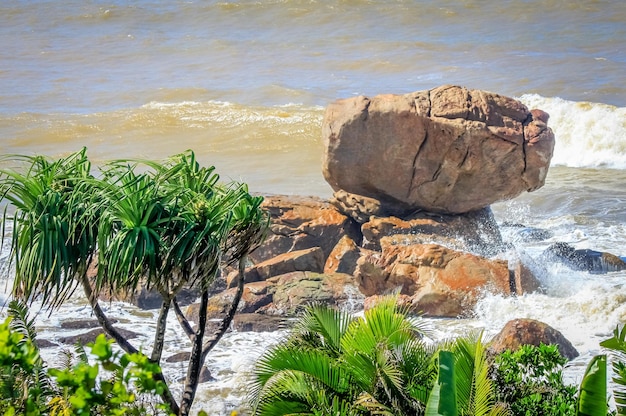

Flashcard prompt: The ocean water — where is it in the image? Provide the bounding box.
[1,0,625,414]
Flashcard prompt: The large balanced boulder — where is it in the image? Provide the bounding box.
[322,85,555,215]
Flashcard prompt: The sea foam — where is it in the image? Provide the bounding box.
[519,94,626,169]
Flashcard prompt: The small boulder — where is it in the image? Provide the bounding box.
[265,271,365,316]
[541,242,626,273]
[187,281,274,323]
[227,247,325,288]
[324,235,361,275]
[489,318,579,360]
[58,327,139,345]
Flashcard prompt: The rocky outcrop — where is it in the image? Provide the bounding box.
[355,240,511,317]
[94,86,557,330]
[489,318,579,360]
[541,242,626,273]
[249,194,360,263]
[360,207,503,256]
[322,85,555,215]
[170,192,542,324]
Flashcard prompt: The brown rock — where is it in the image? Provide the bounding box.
[322,85,554,214]
[324,235,361,275]
[361,207,503,256]
[58,327,139,345]
[60,319,119,330]
[489,318,579,360]
[187,281,274,323]
[510,252,545,295]
[265,271,365,316]
[355,242,511,317]
[227,246,326,287]
[35,339,58,349]
[330,190,388,223]
[231,314,293,332]
[249,195,360,264]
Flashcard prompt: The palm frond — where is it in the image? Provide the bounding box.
[7,300,38,344]
[293,303,354,356]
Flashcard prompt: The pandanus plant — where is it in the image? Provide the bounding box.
[0,148,268,415]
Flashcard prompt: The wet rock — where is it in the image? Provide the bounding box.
[489,318,579,360]
[515,227,553,242]
[360,207,503,256]
[322,85,554,214]
[542,242,626,273]
[511,254,544,295]
[35,339,58,348]
[58,327,139,345]
[60,319,118,329]
[355,241,511,317]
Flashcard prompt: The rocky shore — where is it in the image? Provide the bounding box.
[36,86,626,362]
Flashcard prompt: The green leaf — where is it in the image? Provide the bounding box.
[577,354,607,416]
[426,350,458,416]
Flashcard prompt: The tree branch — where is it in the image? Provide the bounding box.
[79,273,180,415]
[201,254,247,362]
[80,273,139,355]
[150,296,172,363]
[173,297,195,341]
[179,290,209,416]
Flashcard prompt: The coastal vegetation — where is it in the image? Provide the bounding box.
[0,149,625,415]
[0,149,268,415]
[248,298,626,416]
[1,296,624,415]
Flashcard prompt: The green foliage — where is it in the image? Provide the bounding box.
[249,298,436,415]
[250,297,509,416]
[1,148,268,415]
[450,334,507,416]
[0,149,97,309]
[48,334,169,416]
[600,325,626,415]
[0,301,54,415]
[426,350,458,416]
[576,354,607,416]
[0,316,172,416]
[491,344,578,416]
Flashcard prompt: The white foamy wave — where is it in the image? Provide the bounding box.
[140,100,324,129]
[518,94,626,169]
[475,269,626,354]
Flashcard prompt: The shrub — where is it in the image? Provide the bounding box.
[491,343,577,415]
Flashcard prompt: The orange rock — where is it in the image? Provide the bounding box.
[355,242,510,317]
[489,318,578,360]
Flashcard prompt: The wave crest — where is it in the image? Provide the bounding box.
[519,94,626,169]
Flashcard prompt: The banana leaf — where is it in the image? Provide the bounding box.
[577,354,607,416]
